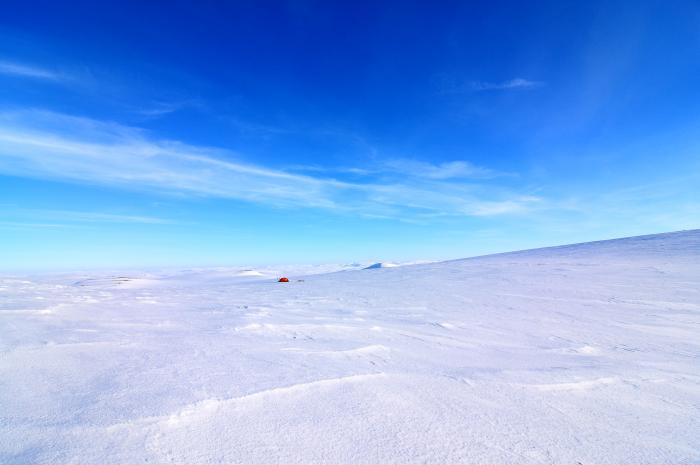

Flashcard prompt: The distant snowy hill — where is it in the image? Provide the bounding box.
[1,230,699,465]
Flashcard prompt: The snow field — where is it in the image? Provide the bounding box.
[1,230,699,464]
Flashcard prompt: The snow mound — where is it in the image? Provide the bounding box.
[236,270,264,277]
[363,262,400,269]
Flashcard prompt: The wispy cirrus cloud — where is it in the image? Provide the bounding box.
[137,99,206,118]
[470,78,543,91]
[289,159,508,181]
[381,159,508,180]
[0,207,177,231]
[437,76,544,94]
[0,60,64,81]
[0,110,541,219]
[0,221,78,230]
[11,208,176,225]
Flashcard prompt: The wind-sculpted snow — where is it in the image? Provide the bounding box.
[1,230,699,464]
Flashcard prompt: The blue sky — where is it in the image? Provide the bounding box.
[1,1,699,270]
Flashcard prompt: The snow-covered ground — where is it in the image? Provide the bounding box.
[1,230,699,464]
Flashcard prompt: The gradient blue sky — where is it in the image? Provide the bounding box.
[1,1,699,270]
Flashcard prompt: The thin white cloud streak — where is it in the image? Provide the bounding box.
[382,159,506,180]
[290,160,508,181]
[0,110,540,218]
[137,99,206,118]
[0,210,175,231]
[0,221,77,229]
[60,211,172,224]
[0,61,63,81]
[438,76,543,94]
[9,208,176,225]
[470,78,543,91]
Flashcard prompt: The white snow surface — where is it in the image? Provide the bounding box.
[1,230,699,465]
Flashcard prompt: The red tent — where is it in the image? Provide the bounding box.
[278,277,289,282]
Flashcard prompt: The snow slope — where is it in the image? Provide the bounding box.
[1,230,699,465]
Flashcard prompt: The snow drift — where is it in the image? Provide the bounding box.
[1,230,699,465]
[363,262,400,269]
